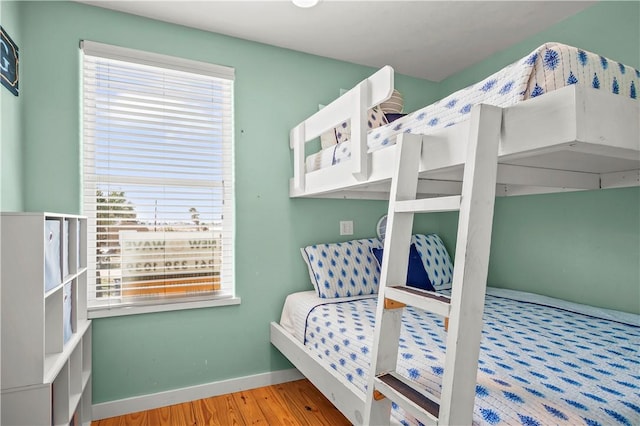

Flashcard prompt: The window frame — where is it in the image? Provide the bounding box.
[81,41,238,317]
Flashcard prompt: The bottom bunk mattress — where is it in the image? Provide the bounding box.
[279,288,640,426]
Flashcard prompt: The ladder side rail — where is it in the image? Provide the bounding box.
[364,133,424,425]
[438,104,502,426]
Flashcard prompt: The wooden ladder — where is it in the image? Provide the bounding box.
[363,104,502,426]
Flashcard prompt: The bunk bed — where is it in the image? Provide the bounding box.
[271,42,640,425]
[289,42,639,200]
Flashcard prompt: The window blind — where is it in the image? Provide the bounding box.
[82,41,235,309]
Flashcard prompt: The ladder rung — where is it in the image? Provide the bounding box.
[385,286,451,317]
[375,373,440,425]
[394,196,461,213]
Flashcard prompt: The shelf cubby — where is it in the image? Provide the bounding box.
[1,212,91,425]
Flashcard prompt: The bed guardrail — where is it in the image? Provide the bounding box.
[290,66,395,194]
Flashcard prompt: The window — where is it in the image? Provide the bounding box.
[82,41,236,316]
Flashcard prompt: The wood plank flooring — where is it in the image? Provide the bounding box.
[91,379,351,426]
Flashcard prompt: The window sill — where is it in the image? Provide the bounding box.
[88,296,241,318]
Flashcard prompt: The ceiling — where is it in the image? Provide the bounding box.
[76,0,594,81]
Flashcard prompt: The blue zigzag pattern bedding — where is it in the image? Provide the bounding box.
[306,42,640,172]
[304,292,640,426]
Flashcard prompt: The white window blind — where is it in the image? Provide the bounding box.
[82,41,235,311]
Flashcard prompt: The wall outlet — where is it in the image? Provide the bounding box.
[340,220,354,236]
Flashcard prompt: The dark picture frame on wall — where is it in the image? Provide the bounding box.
[1,25,19,96]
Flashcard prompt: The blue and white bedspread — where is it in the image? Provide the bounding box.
[306,42,640,172]
[289,288,640,426]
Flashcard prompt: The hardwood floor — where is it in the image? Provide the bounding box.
[91,379,351,426]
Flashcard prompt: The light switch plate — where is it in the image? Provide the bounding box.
[340,220,354,236]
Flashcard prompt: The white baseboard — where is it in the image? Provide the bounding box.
[91,368,304,421]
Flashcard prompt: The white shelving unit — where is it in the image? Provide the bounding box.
[1,212,91,426]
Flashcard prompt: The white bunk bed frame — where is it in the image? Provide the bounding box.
[289,66,639,200]
[271,65,640,425]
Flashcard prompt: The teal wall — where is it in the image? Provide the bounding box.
[0,0,23,211]
[438,1,640,96]
[15,1,437,404]
[489,188,639,308]
[433,1,640,314]
[5,0,639,407]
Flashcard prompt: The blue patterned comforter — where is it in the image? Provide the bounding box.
[302,291,640,426]
[306,42,640,172]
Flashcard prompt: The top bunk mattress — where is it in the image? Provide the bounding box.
[306,42,640,172]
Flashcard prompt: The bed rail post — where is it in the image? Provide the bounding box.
[351,80,370,182]
[290,123,306,193]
